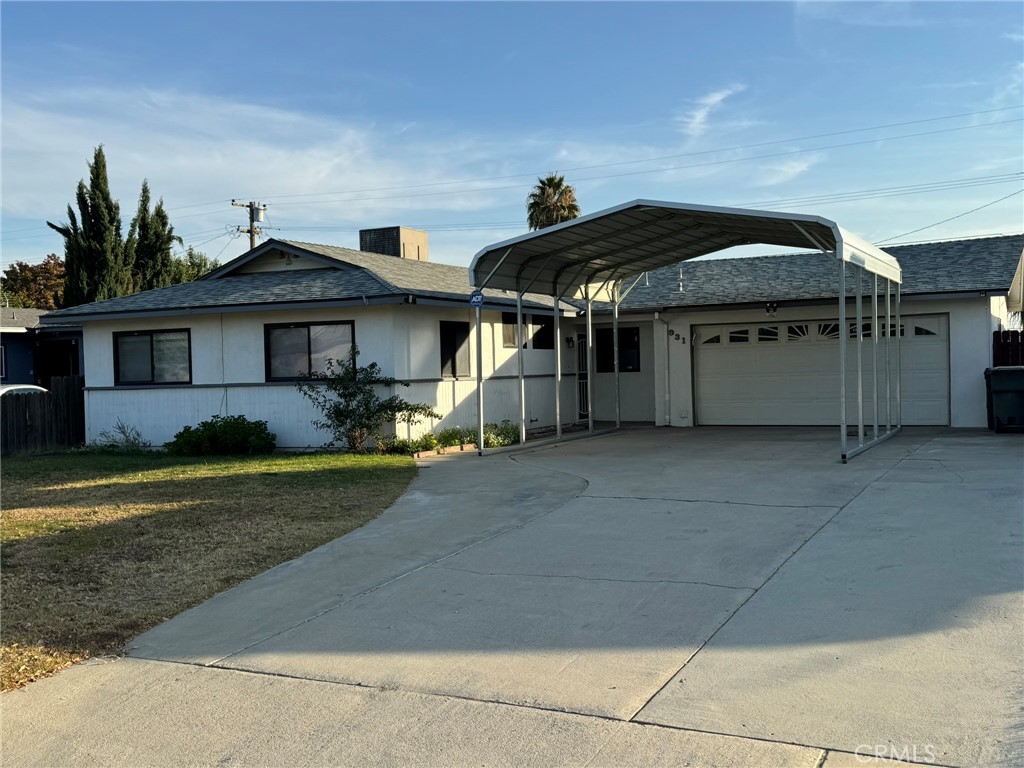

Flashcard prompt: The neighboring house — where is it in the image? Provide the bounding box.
[579,234,1023,429]
[0,307,82,386]
[40,236,573,448]
[39,231,1023,447]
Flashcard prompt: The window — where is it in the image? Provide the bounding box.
[530,315,555,350]
[501,312,522,348]
[702,334,721,345]
[596,327,641,373]
[0,346,5,379]
[114,330,191,385]
[728,329,749,344]
[848,322,873,339]
[757,326,779,342]
[788,324,809,341]
[265,321,353,380]
[503,312,554,349]
[818,323,841,340]
[440,321,471,378]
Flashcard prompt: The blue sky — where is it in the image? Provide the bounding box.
[2,1,1022,268]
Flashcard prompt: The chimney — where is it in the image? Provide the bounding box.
[359,226,429,262]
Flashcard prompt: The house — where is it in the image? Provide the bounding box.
[0,307,82,387]
[39,234,574,448]
[39,222,1023,449]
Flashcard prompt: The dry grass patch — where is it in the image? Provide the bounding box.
[0,451,416,691]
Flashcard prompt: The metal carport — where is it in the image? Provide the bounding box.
[470,200,903,462]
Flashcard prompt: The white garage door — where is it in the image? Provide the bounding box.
[695,314,949,426]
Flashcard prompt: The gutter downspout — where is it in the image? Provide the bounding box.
[655,311,671,426]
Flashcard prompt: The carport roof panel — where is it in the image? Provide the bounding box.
[470,200,901,295]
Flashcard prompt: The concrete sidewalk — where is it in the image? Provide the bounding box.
[2,427,1021,767]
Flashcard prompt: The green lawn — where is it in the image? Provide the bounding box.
[0,451,416,691]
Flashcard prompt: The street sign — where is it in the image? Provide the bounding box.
[469,290,484,308]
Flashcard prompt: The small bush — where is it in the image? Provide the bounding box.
[387,438,413,455]
[165,415,277,456]
[437,427,467,448]
[461,426,478,445]
[482,419,519,448]
[412,432,439,454]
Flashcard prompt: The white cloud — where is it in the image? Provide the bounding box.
[752,153,825,187]
[793,1,937,29]
[676,84,747,139]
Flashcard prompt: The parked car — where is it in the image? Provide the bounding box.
[0,384,48,396]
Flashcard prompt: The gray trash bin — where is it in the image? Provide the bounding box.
[987,366,1024,433]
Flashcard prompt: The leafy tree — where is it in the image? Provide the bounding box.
[132,180,182,291]
[47,146,135,306]
[526,173,581,231]
[297,346,440,453]
[0,254,64,309]
[170,246,220,283]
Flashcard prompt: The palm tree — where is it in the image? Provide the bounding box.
[526,173,581,231]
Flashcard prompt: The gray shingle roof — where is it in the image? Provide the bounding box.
[612,234,1024,311]
[277,241,562,309]
[0,307,44,329]
[42,240,563,320]
[40,234,1022,321]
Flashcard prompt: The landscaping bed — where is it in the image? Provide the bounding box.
[0,450,416,691]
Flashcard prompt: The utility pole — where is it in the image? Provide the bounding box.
[232,200,267,250]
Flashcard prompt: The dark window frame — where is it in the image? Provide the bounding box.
[0,345,5,380]
[113,328,193,386]
[264,320,355,382]
[501,312,523,349]
[596,327,641,373]
[440,320,471,379]
[531,314,555,350]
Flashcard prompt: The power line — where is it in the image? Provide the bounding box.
[878,189,1024,243]
[266,119,1024,207]
[244,105,1023,201]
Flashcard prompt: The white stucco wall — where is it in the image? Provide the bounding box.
[81,303,572,448]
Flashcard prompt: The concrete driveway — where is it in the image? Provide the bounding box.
[3,427,1022,767]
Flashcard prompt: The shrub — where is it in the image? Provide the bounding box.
[412,432,439,453]
[482,419,519,448]
[165,415,276,456]
[437,427,467,448]
[297,346,440,453]
[387,438,413,455]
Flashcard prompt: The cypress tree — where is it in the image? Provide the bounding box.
[131,181,182,291]
[47,146,134,306]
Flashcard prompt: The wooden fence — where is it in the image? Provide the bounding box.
[993,330,1023,367]
[1,375,85,455]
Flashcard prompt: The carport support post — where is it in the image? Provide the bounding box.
[872,273,879,441]
[613,284,621,429]
[476,304,484,456]
[896,283,902,428]
[586,285,594,434]
[839,260,848,460]
[554,305,562,440]
[885,279,892,432]
[516,291,527,445]
[856,267,864,448]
